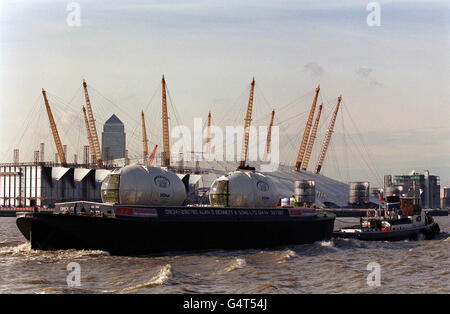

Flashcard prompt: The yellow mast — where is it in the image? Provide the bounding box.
[301,103,322,171]
[263,109,275,162]
[294,85,320,171]
[82,106,95,164]
[42,89,66,164]
[205,111,212,154]
[239,77,255,167]
[161,75,170,167]
[82,80,102,167]
[314,96,342,174]
[141,110,149,163]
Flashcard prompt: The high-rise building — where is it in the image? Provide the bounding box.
[384,170,441,208]
[102,114,126,161]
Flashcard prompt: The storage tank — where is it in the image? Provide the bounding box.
[348,181,370,205]
[294,180,315,205]
[209,169,280,208]
[101,165,186,205]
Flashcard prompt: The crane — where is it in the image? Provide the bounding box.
[314,96,342,174]
[146,144,158,166]
[82,80,102,167]
[301,103,322,171]
[294,85,320,171]
[161,75,170,167]
[205,111,212,154]
[141,110,149,163]
[239,77,255,168]
[263,109,275,162]
[82,106,96,165]
[42,89,66,165]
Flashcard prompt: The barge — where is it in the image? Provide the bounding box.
[16,201,335,255]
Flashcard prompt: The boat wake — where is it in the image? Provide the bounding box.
[218,258,247,274]
[0,242,32,256]
[275,249,297,264]
[320,240,340,249]
[118,264,172,293]
[0,240,22,247]
[326,237,416,251]
[0,242,110,259]
[288,237,427,257]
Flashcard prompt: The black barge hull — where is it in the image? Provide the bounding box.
[16,202,335,255]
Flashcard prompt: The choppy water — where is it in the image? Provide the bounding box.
[0,216,448,294]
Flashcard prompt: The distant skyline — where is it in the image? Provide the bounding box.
[1,0,449,186]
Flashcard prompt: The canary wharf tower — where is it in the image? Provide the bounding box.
[102,114,126,161]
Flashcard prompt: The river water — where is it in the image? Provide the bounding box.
[0,216,448,294]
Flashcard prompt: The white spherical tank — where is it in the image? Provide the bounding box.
[209,170,280,208]
[101,165,186,206]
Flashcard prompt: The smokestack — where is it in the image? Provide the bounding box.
[40,143,45,162]
[34,150,40,163]
[13,149,19,163]
[63,145,67,161]
[83,145,89,165]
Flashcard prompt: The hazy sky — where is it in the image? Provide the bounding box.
[1,0,449,186]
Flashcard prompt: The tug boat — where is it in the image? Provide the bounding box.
[333,195,440,241]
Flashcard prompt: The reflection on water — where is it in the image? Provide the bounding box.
[0,217,448,294]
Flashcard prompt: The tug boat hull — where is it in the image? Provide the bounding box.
[332,223,440,241]
[16,202,335,255]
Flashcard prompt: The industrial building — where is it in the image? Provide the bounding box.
[0,162,110,208]
[102,114,126,161]
[384,171,441,208]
